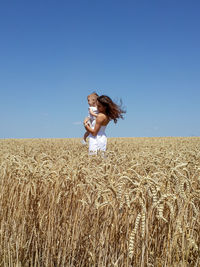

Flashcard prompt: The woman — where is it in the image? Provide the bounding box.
[83,95,125,155]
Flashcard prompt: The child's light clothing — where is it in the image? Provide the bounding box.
[87,107,98,127]
[81,106,99,145]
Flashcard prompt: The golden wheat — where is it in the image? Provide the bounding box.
[0,137,199,266]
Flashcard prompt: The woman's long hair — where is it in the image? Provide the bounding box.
[97,95,126,123]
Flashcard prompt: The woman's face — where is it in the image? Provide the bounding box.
[97,100,106,113]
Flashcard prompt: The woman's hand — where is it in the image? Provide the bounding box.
[84,117,89,123]
[83,117,89,127]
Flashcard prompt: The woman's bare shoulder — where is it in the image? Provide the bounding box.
[97,113,109,124]
[97,113,107,119]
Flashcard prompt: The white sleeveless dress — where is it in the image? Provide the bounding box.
[89,124,107,155]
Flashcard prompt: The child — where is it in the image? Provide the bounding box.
[82,92,99,144]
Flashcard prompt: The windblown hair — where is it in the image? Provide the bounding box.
[97,95,126,123]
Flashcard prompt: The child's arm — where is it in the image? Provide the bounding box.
[89,109,98,117]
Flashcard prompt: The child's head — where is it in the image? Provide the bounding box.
[87,92,98,107]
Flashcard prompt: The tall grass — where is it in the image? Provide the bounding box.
[0,137,199,266]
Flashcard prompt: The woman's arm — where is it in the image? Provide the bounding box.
[84,114,105,136]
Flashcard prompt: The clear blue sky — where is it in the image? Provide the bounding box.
[0,0,199,138]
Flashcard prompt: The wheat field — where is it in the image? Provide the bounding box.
[0,137,199,266]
